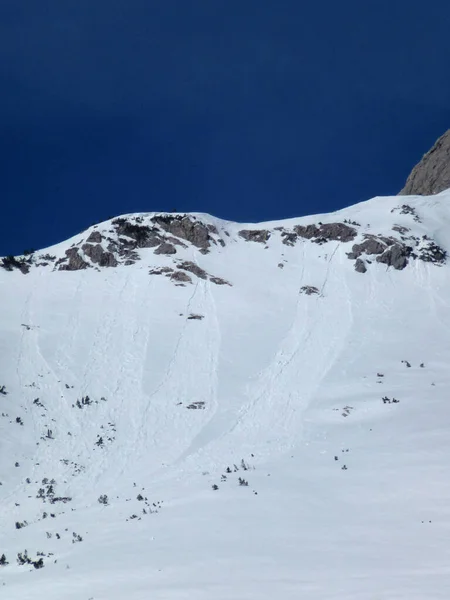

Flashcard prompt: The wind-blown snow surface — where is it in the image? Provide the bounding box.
[1,193,450,599]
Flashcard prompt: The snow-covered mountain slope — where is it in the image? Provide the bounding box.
[1,192,450,599]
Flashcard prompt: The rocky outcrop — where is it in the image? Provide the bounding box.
[148,267,192,286]
[53,216,202,271]
[293,222,357,244]
[347,236,388,259]
[300,286,319,295]
[58,248,89,271]
[170,271,192,284]
[177,261,208,280]
[151,215,222,251]
[354,258,367,273]
[399,130,450,196]
[149,267,174,276]
[154,242,177,255]
[112,218,163,249]
[108,215,223,259]
[376,244,410,270]
[391,204,421,223]
[0,255,31,274]
[209,276,231,286]
[418,237,447,264]
[274,222,357,248]
[238,230,271,244]
[346,230,446,272]
[57,243,117,270]
[86,231,103,244]
[148,262,230,287]
[347,234,412,271]
[392,225,410,235]
[5,214,229,280]
[82,243,118,267]
[280,231,298,246]
[2,210,446,282]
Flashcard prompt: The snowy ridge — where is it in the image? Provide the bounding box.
[1,192,450,598]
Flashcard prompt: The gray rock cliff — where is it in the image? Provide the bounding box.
[399,130,450,196]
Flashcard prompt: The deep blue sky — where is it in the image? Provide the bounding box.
[2,1,450,255]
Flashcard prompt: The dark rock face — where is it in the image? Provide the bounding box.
[170,271,192,284]
[392,225,410,235]
[300,285,319,295]
[148,265,229,287]
[1,255,30,274]
[347,234,412,271]
[154,242,177,255]
[58,248,89,271]
[280,231,298,246]
[277,221,358,247]
[177,261,208,280]
[354,258,367,273]
[294,222,357,243]
[149,265,193,284]
[113,219,162,248]
[82,244,118,267]
[399,129,450,196]
[86,231,103,244]
[346,229,447,272]
[187,401,206,409]
[156,261,232,286]
[152,215,218,250]
[376,244,410,270]
[391,204,421,223]
[418,238,447,264]
[238,230,271,243]
[347,236,392,260]
[209,276,231,286]
[104,216,189,264]
[149,267,174,276]
[123,253,140,266]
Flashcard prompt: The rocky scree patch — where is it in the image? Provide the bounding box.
[293,222,358,244]
[149,260,231,287]
[1,215,226,274]
[238,216,446,274]
[152,215,225,252]
[238,229,271,244]
[239,222,358,247]
[55,215,225,270]
[2,211,446,277]
[346,231,446,273]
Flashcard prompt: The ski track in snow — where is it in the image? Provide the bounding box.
[207,240,353,463]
